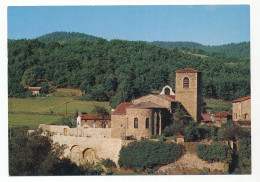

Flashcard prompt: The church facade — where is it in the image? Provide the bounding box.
[111,68,202,140]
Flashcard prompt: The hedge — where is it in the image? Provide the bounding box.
[196,143,230,162]
[118,140,183,172]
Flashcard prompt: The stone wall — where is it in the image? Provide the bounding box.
[125,108,154,140]
[111,115,127,139]
[175,72,201,122]
[39,124,111,138]
[51,135,122,165]
[232,98,251,121]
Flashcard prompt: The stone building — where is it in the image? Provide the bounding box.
[214,111,232,126]
[232,96,251,129]
[77,113,111,128]
[111,68,201,140]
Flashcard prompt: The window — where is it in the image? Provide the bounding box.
[93,123,97,128]
[145,118,149,128]
[183,77,189,88]
[134,118,138,128]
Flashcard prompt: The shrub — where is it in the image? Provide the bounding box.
[196,143,230,162]
[101,158,117,169]
[118,140,183,172]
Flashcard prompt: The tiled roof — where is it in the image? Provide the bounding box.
[232,96,251,103]
[177,135,185,138]
[127,101,166,109]
[81,114,111,120]
[214,111,232,117]
[156,94,176,102]
[111,102,133,115]
[201,113,213,122]
[175,67,200,73]
[28,87,41,91]
[132,94,177,103]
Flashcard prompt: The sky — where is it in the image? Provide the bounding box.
[8,5,250,45]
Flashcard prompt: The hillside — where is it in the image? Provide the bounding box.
[8,35,250,108]
[150,41,250,58]
[37,31,100,43]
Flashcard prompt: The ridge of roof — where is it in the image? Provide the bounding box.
[175,67,200,73]
[111,102,133,115]
[214,111,232,117]
[232,96,251,103]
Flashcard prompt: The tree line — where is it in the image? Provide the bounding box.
[8,38,250,108]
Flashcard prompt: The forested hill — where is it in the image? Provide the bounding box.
[150,41,250,58]
[37,32,100,43]
[8,38,250,108]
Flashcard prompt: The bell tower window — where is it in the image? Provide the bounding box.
[183,77,189,88]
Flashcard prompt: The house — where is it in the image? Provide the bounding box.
[232,96,251,129]
[201,113,215,125]
[28,87,41,95]
[214,111,232,126]
[77,113,111,128]
[111,68,202,140]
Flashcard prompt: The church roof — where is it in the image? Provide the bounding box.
[127,101,166,109]
[175,67,200,73]
[133,94,177,103]
[232,96,251,103]
[111,102,133,115]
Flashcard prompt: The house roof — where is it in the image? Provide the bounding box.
[81,114,111,120]
[201,113,213,122]
[232,96,251,103]
[111,102,133,115]
[28,87,41,91]
[127,101,166,109]
[175,67,200,73]
[214,111,232,117]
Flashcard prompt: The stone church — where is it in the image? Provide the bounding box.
[111,67,202,140]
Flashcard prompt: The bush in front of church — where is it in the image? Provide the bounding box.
[118,140,183,172]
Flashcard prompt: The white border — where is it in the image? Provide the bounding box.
[1,1,260,182]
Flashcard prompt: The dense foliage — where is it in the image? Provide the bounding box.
[217,120,250,141]
[9,129,84,175]
[234,137,251,174]
[118,140,183,172]
[8,33,250,108]
[196,143,230,162]
[37,32,100,43]
[150,41,250,58]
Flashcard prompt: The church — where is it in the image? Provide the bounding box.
[111,67,202,140]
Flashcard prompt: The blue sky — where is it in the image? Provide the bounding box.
[8,5,250,45]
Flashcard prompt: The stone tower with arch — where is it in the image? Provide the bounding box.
[175,68,201,122]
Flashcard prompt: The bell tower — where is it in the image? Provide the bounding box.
[175,68,201,122]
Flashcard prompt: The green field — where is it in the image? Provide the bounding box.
[204,98,231,109]
[8,97,110,114]
[8,89,110,128]
[8,113,63,128]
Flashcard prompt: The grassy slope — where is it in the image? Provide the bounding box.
[9,114,63,128]
[8,97,110,114]
[8,89,110,128]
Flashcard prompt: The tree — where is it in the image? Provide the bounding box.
[91,106,110,128]
[9,129,84,175]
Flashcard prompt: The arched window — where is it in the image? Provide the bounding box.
[164,87,170,95]
[145,118,149,128]
[134,118,138,128]
[183,77,189,88]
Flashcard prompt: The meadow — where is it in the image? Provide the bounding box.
[8,89,110,128]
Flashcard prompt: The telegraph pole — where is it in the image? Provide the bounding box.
[65,101,69,115]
